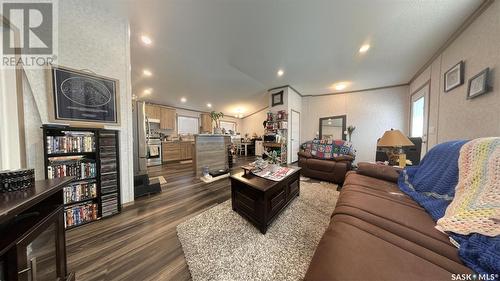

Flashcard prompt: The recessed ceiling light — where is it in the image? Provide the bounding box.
[207,103,212,108]
[143,69,152,77]
[141,35,152,45]
[331,81,351,91]
[277,69,284,77]
[335,83,347,91]
[359,44,370,53]
[143,88,153,95]
[180,97,187,103]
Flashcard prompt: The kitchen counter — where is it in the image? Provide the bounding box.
[162,140,194,143]
[193,135,231,176]
[162,141,194,162]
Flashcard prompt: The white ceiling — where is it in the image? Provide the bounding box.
[128,0,482,116]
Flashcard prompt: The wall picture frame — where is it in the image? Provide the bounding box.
[467,68,490,99]
[49,65,120,126]
[444,61,464,92]
[271,91,284,107]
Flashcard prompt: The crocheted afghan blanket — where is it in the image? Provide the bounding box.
[398,140,467,220]
[398,139,500,274]
[437,137,500,236]
[301,139,356,160]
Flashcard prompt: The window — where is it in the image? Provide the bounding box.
[177,116,199,135]
[220,121,236,133]
[410,96,425,138]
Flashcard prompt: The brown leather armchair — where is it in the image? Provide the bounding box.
[298,151,353,184]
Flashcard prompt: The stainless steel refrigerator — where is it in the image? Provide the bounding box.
[133,101,148,173]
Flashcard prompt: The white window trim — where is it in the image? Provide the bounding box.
[177,115,200,135]
[220,120,237,133]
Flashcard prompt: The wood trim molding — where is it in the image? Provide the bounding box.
[267,84,304,97]
[1,14,27,167]
[409,0,494,84]
[302,83,409,97]
[241,106,268,120]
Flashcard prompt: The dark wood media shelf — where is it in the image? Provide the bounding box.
[42,126,121,229]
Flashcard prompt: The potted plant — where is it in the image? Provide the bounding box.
[346,125,356,142]
[210,111,224,134]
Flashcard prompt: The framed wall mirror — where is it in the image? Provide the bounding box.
[319,115,346,140]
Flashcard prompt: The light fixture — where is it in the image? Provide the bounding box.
[143,88,153,95]
[236,108,243,113]
[180,97,187,103]
[359,44,370,53]
[207,103,212,108]
[334,82,347,91]
[239,114,244,118]
[277,69,284,77]
[377,129,414,168]
[141,35,152,45]
[143,69,152,77]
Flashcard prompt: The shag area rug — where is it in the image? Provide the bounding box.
[177,181,339,281]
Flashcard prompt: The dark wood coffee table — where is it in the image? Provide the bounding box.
[230,167,301,234]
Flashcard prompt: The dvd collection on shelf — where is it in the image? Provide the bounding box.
[64,202,98,228]
[99,131,120,217]
[46,132,95,154]
[63,182,97,204]
[47,159,97,180]
[43,126,121,229]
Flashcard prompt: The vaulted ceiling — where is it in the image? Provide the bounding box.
[128,0,483,116]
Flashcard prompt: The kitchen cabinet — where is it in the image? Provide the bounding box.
[145,104,161,120]
[162,141,193,162]
[160,107,176,130]
[180,141,193,159]
[163,142,181,162]
[200,113,212,133]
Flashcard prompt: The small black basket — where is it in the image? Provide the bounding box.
[0,169,35,193]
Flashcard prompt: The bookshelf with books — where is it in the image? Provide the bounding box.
[42,126,121,229]
[264,110,288,164]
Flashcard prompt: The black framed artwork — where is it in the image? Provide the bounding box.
[467,68,491,99]
[271,91,284,107]
[50,65,120,125]
[444,61,464,92]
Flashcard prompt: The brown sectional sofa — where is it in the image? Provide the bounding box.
[298,151,353,184]
[305,163,472,281]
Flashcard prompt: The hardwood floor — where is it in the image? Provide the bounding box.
[66,156,256,281]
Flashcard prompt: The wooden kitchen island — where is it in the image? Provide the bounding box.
[193,134,231,176]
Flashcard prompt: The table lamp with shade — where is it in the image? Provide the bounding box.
[377,129,414,168]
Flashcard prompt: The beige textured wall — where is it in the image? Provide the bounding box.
[301,86,409,163]
[410,1,500,148]
[241,108,268,137]
[21,0,134,204]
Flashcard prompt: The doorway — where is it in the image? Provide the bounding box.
[410,83,429,155]
[290,110,300,163]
